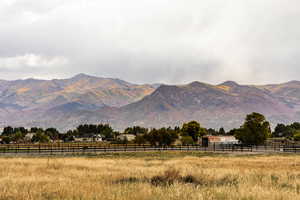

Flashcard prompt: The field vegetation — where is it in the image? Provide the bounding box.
[0,152,300,200]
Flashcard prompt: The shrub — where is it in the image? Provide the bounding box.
[181,175,201,185]
[115,177,140,184]
[150,168,181,186]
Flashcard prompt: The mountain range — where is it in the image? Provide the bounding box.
[0,74,299,131]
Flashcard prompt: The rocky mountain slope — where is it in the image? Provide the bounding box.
[0,76,299,131]
[0,74,157,129]
[110,81,300,130]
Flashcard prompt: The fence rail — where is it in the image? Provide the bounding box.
[0,143,300,155]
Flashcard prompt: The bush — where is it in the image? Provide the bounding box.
[181,175,200,184]
[115,177,140,184]
[150,168,181,186]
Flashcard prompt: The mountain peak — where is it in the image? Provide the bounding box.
[187,81,210,88]
[72,73,96,79]
[286,80,300,85]
[220,81,240,87]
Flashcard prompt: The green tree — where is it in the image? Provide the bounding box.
[293,130,300,141]
[124,126,148,135]
[31,131,50,143]
[11,131,24,143]
[180,136,194,145]
[290,122,300,130]
[235,112,271,145]
[181,121,207,142]
[272,124,294,138]
[144,128,178,146]
[2,126,14,136]
[219,127,226,135]
[45,128,60,140]
[134,135,147,145]
[207,128,218,136]
[2,136,12,144]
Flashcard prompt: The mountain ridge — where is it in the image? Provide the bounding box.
[0,74,299,131]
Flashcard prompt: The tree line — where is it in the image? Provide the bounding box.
[1,112,300,145]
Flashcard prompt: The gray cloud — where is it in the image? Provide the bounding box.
[0,0,299,84]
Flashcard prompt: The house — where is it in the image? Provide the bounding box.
[201,135,239,147]
[117,134,136,142]
[74,134,103,142]
[24,133,35,143]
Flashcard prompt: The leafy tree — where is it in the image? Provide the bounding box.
[2,126,14,136]
[97,124,114,139]
[159,128,178,146]
[290,122,300,130]
[144,128,178,146]
[30,127,44,134]
[31,131,50,143]
[174,126,181,133]
[144,129,161,146]
[180,136,194,145]
[11,131,25,143]
[219,127,226,135]
[272,124,293,138]
[12,127,28,135]
[2,136,11,144]
[235,112,271,145]
[272,122,300,138]
[76,124,114,139]
[134,135,147,145]
[60,130,74,142]
[293,130,300,141]
[181,121,207,142]
[45,128,60,140]
[207,128,218,136]
[124,126,148,135]
[227,128,239,136]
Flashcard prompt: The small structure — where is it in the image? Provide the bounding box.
[24,133,35,143]
[117,134,136,142]
[74,134,102,142]
[201,135,239,147]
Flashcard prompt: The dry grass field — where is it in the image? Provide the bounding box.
[0,152,300,200]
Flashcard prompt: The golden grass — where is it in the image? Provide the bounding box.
[0,153,300,200]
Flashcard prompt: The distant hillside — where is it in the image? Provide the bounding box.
[0,73,157,108]
[0,74,157,129]
[0,77,299,131]
[110,81,299,130]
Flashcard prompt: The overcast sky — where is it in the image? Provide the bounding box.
[0,0,299,84]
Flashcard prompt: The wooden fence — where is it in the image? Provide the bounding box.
[0,143,299,154]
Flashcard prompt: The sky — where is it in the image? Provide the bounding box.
[0,0,299,85]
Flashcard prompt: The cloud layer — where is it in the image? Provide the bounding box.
[0,0,299,84]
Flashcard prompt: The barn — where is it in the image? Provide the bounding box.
[201,136,239,147]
